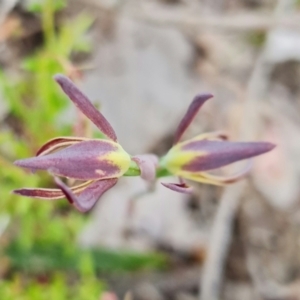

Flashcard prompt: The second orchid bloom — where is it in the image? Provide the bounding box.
[13,75,275,212]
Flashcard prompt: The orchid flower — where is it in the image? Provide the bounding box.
[158,94,275,193]
[13,75,132,212]
[13,75,275,212]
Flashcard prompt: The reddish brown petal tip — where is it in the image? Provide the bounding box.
[161,182,193,194]
[54,74,117,141]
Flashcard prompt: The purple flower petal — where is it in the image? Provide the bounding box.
[36,136,88,156]
[131,154,158,181]
[54,74,117,141]
[173,94,213,144]
[54,177,118,212]
[181,140,275,172]
[15,140,130,180]
[161,182,193,194]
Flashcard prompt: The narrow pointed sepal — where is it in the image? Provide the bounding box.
[12,187,65,200]
[54,177,118,212]
[195,131,228,141]
[162,139,275,178]
[198,159,252,185]
[15,140,131,180]
[36,136,89,156]
[161,182,193,194]
[173,94,213,144]
[12,180,94,200]
[54,74,118,141]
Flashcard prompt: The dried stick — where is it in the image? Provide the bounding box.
[0,0,19,27]
[82,0,300,32]
[199,182,246,300]
[129,6,300,32]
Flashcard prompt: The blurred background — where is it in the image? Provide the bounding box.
[0,0,300,299]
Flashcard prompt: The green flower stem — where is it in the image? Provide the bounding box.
[123,160,171,178]
[42,0,55,48]
[123,160,140,176]
[155,167,172,178]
